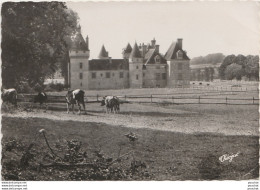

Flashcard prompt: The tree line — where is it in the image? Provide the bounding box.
[1,2,79,91]
[219,55,259,81]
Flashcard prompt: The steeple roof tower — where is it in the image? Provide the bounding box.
[130,42,142,59]
[98,45,109,59]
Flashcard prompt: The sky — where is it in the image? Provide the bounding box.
[67,1,259,59]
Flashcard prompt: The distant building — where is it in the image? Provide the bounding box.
[44,69,65,85]
[68,32,190,90]
[190,63,221,81]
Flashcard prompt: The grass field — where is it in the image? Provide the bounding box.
[1,93,259,180]
[2,82,259,180]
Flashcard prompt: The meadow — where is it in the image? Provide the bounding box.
[1,81,259,180]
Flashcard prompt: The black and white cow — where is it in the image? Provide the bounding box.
[33,92,48,110]
[2,88,17,106]
[65,89,86,114]
[101,96,120,113]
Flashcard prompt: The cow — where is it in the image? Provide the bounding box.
[101,96,120,114]
[33,92,48,110]
[65,89,86,114]
[1,88,18,106]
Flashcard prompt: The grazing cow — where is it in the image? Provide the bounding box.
[101,96,120,113]
[34,92,48,110]
[65,89,86,114]
[1,88,17,106]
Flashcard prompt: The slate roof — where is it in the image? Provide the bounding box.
[123,43,132,53]
[130,43,142,58]
[164,41,190,61]
[71,32,89,51]
[145,51,167,64]
[98,45,109,58]
[89,59,129,71]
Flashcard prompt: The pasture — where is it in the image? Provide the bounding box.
[1,83,259,180]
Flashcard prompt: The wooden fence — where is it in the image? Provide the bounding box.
[17,93,259,105]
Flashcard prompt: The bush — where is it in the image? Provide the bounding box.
[16,82,34,93]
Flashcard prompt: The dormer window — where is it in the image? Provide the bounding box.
[154,55,161,63]
[177,50,183,59]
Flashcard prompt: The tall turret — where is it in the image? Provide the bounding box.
[129,42,143,88]
[68,32,90,89]
[122,43,132,59]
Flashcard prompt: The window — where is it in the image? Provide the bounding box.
[136,66,139,69]
[155,73,160,80]
[136,74,139,80]
[100,73,103,77]
[79,62,83,69]
[162,73,166,80]
[112,73,114,77]
[178,73,183,80]
[143,73,145,77]
[120,72,124,78]
[92,72,96,79]
[177,50,183,59]
[155,55,160,63]
[79,73,83,79]
[106,72,110,78]
[178,63,182,70]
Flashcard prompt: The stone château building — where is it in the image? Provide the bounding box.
[68,32,190,90]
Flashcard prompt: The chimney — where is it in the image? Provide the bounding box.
[86,36,89,50]
[155,45,159,53]
[151,38,156,47]
[177,38,183,49]
[142,43,147,58]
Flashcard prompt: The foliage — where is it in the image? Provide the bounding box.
[1,138,150,181]
[1,2,79,89]
[219,54,259,80]
[224,63,243,80]
[190,53,225,65]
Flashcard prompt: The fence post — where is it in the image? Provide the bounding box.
[97,94,99,101]
[172,96,174,104]
[125,95,126,101]
[226,97,227,105]
[151,95,153,103]
[253,97,254,105]
[199,96,200,104]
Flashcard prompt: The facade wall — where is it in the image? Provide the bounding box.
[167,60,190,88]
[88,70,129,90]
[129,59,143,88]
[69,50,89,89]
[143,64,167,88]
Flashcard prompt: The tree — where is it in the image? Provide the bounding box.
[224,63,243,80]
[209,67,214,81]
[204,67,210,81]
[219,55,236,79]
[245,55,259,80]
[1,2,79,89]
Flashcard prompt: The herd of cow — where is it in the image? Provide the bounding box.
[1,88,121,114]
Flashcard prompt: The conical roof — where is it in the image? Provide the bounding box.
[124,43,132,53]
[98,45,109,58]
[130,42,142,58]
[71,32,89,51]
